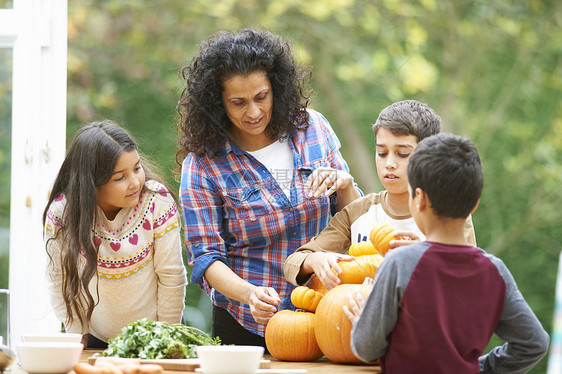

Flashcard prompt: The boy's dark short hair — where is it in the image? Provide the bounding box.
[372,100,441,142]
[407,133,483,218]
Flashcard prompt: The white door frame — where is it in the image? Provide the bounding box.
[0,0,67,346]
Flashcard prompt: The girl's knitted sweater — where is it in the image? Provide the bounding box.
[44,180,187,342]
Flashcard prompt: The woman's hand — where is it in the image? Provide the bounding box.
[205,262,281,324]
[305,167,361,211]
[343,290,366,324]
[305,167,355,198]
[247,286,281,324]
[302,252,355,290]
[389,230,420,249]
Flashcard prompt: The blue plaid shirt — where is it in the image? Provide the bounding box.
[180,109,355,336]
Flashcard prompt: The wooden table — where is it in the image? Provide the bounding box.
[265,355,381,373]
[10,348,382,374]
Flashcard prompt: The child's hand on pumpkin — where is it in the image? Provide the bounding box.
[389,230,420,249]
[305,167,355,198]
[303,252,354,290]
[343,290,365,324]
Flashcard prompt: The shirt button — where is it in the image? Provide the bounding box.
[289,207,294,212]
[292,232,297,236]
[195,244,199,248]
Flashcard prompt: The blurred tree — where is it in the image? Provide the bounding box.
[65,1,561,371]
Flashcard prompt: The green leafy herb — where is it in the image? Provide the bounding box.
[102,318,221,359]
[163,341,188,359]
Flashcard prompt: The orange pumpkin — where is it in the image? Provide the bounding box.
[308,254,384,292]
[290,286,323,312]
[314,282,373,363]
[338,254,384,284]
[265,309,324,362]
[308,275,329,295]
[359,254,385,269]
[348,241,377,256]
[369,223,396,256]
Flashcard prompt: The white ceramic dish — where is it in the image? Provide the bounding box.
[196,345,264,374]
[20,332,82,343]
[16,341,84,374]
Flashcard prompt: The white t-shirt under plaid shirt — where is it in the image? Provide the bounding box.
[248,139,293,199]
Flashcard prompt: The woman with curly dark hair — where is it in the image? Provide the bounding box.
[176,28,361,348]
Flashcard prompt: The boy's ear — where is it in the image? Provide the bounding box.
[415,187,427,211]
[470,199,480,214]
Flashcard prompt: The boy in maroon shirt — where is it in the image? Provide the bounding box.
[345,133,549,373]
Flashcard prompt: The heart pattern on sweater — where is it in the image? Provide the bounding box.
[129,234,138,245]
[93,236,102,247]
[143,219,151,230]
[110,242,121,251]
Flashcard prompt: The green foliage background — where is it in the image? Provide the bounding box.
[54,0,562,372]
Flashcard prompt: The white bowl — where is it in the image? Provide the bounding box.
[20,332,83,343]
[16,342,84,374]
[196,345,264,374]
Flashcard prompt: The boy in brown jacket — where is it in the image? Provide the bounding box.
[284,100,476,290]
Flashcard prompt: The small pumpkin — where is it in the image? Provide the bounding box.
[290,286,324,312]
[308,254,384,292]
[265,309,324,362]
[348,240,377,256]
[337,254,384,284]
[314,282,374,363]
[369,223,397,256]
[308,275,329,295]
